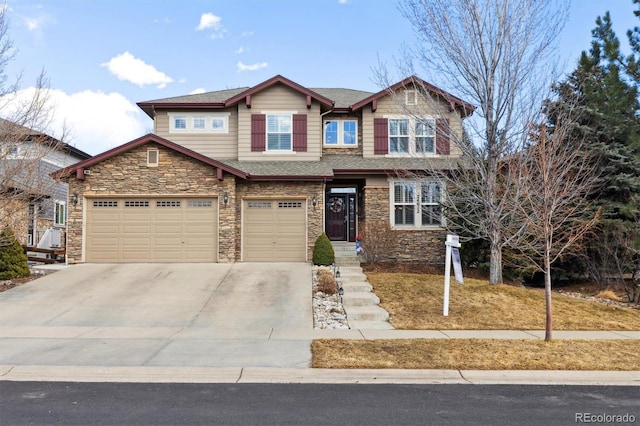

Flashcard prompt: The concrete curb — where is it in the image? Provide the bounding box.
[0,365,638,385]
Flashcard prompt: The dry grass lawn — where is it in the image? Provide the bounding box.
[312,339,640,370]
[311,273,640,370]
[367,273,640,330]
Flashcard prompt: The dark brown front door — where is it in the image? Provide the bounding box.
[326,195,347,241]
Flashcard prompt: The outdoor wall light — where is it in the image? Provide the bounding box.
[223,193,229,206]
[312,194,317,209]
[71,193,78,205]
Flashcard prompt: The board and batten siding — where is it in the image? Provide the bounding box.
[238,85,321,162]
[361,93,464,159]
[154,109,239,159]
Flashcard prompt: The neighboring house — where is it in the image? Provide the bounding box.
[53,75,474,264]
[0,118,91,248]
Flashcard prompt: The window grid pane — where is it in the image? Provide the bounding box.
[267,115,292,150]
[343,121,357,145]
[324,121,338,144]
[389,119,409,153]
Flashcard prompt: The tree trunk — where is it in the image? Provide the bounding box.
[544,252,553,342]
[489,233,503,285]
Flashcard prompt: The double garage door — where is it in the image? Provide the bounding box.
[86,198,217,262]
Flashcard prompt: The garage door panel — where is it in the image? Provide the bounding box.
[86,197,218,263]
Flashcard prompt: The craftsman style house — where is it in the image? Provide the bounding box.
[0,118,91,249]
[54,75,474,264]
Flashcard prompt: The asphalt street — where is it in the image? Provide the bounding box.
[1,382,638,426]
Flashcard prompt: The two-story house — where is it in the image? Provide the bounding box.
[0,118,91,249]
[54,75,473,264]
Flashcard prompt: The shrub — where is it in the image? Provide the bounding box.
[0,227,30,280]
[316,269,337,294]
[312,232,335,266]
[360,220,397,264]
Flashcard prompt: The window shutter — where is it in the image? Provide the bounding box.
[251,114,266,152]
[292,114,307,152]
[436,118,450,155]
[374,118,388,155]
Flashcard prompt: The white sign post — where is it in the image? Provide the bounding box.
[443,234,462,316]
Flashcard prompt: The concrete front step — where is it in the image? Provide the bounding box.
[337,272,367,282]
[344,305,390,322]
[341,281,373,293]
[342,292,380,307]
[335,259,361,267]
[348,320,395,330]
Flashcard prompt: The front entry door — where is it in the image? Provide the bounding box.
[325,195,347,241]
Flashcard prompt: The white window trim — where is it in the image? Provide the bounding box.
[384,115,437,157]
[263,111,296,152]
[147,149,159,167]
[54,200,66,227]
[169,113,230,133]
[323,119,358,147]
[389,179,445,229]
[405,89,418,105]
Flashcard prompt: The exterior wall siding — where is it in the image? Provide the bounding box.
[154,109,239,159]
[65,142,235,264]
[235,180,323,261]
[237,85,322,161]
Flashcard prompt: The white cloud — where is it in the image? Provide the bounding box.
[235,46,246,54]
[237,61,268,72]
[101,52,173,89]
[241,31,255,37]
[196,12,227,39]
[179,78,187,84]
[2,87,150,156]
[196,12,222,30]
[189,88,206,95]
[24,16,43,31]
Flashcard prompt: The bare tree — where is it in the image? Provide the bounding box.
[0,4,63,246]
[378,0,569,284]
[510,118,600,341]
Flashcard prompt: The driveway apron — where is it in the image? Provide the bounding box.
[0,263,313,368]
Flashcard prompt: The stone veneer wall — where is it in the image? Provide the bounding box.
[65,142,235,263]
[364,185,446,265]
[235,180,324,261]
[0,199,29,245]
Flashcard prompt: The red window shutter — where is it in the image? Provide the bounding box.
[251,114,266,152]
[373,118,388,155]
[436,118,450,155]
[292,114,307,152]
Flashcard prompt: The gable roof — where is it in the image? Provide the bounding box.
[51,133,247,180]
[137,74,474,119]
[0,118,92,160]
[137,75,336,118]
[350,76,475,117]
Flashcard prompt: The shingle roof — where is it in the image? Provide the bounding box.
[141,88,249,104]
[309,88,374,107]
[215,155,469,179]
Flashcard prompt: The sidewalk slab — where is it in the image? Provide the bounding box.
[173,327,273,340]
[359,330,449,339]
[524,330,636,340]
[0,326,95,339]
[239,368,466,384]
[439,330,539,339]
[271,328,363,340]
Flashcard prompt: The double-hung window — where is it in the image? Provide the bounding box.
[415,118,436,153]
[389,119,409,153]
[392,181,443,227]
[267,114,292,151]
[324,120,357,146]
[173,116,187,130]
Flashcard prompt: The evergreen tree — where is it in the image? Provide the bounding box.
[0,227,30,280]
[545,8,640,289]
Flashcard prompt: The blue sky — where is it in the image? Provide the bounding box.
[4,0,639,156]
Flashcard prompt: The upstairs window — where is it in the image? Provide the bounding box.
[405,89,418,105]
[389,119,410,153]
[324,120,358,146]
[415,118,436,153]
[267,114,292,151]
[169,113,229,133]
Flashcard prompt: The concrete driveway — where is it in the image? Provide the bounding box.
[0,263,312,368]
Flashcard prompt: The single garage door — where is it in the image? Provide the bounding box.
[86,198,217,262]
[243,199,306,262]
